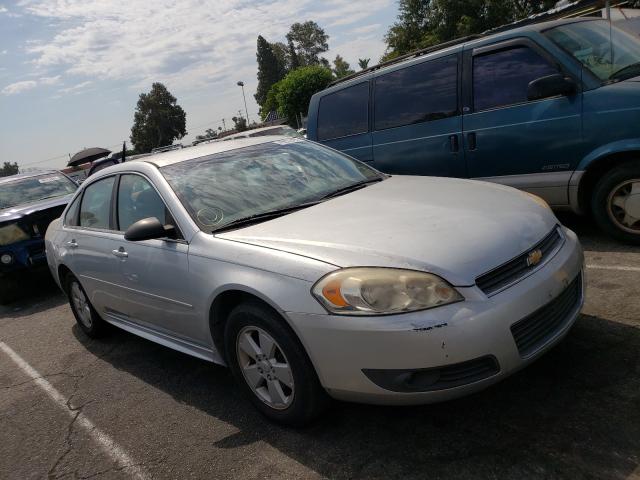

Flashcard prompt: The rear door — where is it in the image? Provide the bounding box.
[316,81,373,162]
[371,53,465,177]
[462,38,583,205]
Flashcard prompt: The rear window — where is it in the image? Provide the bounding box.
[374,54,458,130]
[317,82,369,141]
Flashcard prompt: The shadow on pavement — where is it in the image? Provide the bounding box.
[0,272,65,319]
[556,212,640,254]
[72,313,640,479]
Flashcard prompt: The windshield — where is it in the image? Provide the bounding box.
[544,20,640,83]
[161,140,382,231]
[0,173,77,209]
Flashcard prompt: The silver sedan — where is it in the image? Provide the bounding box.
[45,137,584,425]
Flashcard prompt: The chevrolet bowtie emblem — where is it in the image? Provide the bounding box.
[527,249,543,267]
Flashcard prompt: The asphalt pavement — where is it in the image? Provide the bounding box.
[1,212,639,480]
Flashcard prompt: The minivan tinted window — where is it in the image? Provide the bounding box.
[374,54,458,130]
[317,82,369,140]
[473,46,558,111]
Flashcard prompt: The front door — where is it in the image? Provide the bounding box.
[462,39,583,206]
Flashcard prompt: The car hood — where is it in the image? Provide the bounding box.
[217,176,557,286]
[0,194,73,223]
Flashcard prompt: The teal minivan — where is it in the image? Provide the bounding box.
[307,18,640,244]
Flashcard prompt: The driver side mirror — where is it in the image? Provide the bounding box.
[124,217,177,241]
[527,74,576,101]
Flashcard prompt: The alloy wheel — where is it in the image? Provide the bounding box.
[607,179,640,233]
[70,281,92,329]
[236,326,294,410]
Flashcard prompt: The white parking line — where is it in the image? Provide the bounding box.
[0,341,149,480]
[586,264,640,272]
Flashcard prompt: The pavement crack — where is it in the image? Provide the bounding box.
[47,410,80,479]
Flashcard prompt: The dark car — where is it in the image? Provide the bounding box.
[0,171,77,302]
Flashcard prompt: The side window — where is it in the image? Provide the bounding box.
[117,174,175,232]
[64,195,81,227]
[317,82,369,141]
[79,177,115,229]
[375,54,458,130]
[473,46,559,112]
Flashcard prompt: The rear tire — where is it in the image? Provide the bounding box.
[65,274,109,338]
[592,161,640,245]
[224,300,329,426]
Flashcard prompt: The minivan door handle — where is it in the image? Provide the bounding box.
[449,134,459,153]
[467,132,477,151]
[112,247,128,258]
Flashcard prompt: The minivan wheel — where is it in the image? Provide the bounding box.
[224,301,329,426]
[592,162,640,245]
[65,274,109,338]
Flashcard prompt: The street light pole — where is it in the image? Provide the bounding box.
[237,81,250,125]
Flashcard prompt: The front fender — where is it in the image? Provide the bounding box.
[576,138,640,171]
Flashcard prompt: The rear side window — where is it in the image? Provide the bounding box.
[374,54,458,130]
[317,82,369,141]
[64,195,81,227]
[79,177,115,229]
[473,46,559,111]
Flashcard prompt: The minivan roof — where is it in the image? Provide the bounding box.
[328,17,599,89]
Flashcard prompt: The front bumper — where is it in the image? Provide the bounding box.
[287,226,584,405]
[0,238,48,275]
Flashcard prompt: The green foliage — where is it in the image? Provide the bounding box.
[0,161,19,177]
[286,21,329,66]
[383,0,557,61]
[274,65,333,124]
[130,82,187,153]
[255,35,287,107]
[333,55,355,79]
[195,128,218,141]
[232,116,248,132]
[261,80,283,120]
[358,58,370,70]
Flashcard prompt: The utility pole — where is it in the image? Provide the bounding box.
[237,81,250,125]
[222,118,227,131]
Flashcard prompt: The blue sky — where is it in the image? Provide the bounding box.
[0,0,398,170]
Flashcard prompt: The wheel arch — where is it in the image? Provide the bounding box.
[57,264,74,294]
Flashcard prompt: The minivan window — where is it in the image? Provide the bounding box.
[544,20,640,83]
[375,54,458,130]
[473,46,558,111]
[117,174,175,232]
[79,177,115,229]
[317,82,369,140]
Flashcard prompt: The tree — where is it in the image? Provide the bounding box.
[261,79,283,120]
[358,58,370,70]
[0,161,19,177]
[333,55,355,79]
[286,21,329,66]
[195,128,218,142]
[255,35,287,107]
[274,65,333,125]
[232,116,248,132]
[271,41,292,71]
[382,0,557,60]
[130,82,187,153]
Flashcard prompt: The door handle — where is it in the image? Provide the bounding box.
[67,240,78,248]
[112,247,128,258]
[449,134,459,153]
[468,132,477,151]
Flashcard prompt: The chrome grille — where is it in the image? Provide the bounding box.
[476,227,563,295]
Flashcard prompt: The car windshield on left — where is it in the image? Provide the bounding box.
[0,173,77,209]
[161,140,383,231]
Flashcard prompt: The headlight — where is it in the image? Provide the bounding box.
[312,267,463,315]
[0,223,29,246]
[524,192,551,210]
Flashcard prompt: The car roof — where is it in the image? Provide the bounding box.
[0,170,61,184]
[142,135,292,168]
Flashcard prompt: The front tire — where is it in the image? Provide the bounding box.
[65,274,109,338]
[224,301,328,426]
[592,161,640,244]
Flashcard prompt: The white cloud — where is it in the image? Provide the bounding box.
[39,75,60,85]
[352,23,382,35]
[0,50,7,55]
[0,6,7,14]
[59,80,92,94]
[2,80,38,95]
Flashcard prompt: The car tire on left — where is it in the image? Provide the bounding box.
[65,274,109,338]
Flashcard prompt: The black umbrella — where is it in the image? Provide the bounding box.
[68,147,111,167]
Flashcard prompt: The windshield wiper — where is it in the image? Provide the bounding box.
[608,61,640,82]
[212,201,322,233]
[318,177,384,201]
